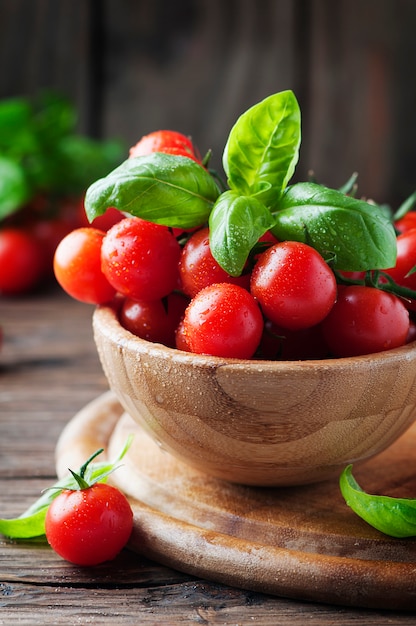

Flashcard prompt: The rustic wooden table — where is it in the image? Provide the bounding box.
[1,287,415,624]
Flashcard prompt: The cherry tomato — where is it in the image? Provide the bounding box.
[258,320,329,361]
[385,229,416,311]
[119,291,189,347]
[101,217,181,300]
[0,228,45,295]
[166,290,190,328]
[179,227,250,298]
[175,318,191,352]
[54,227,116,304]
[321,285,409,357]
[45,483,133,566]
[394,212,416,234]
[120,297,173,346]
[90,207,124,231]
[78,205,125,232]
[182,283,263,359]
[250,241,337,330]
[32,217,75,276]
[129,130,202,164]
[407,319,416,343]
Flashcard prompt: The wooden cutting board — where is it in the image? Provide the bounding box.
[56,391,416,611]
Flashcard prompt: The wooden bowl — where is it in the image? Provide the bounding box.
[93,302,416,486]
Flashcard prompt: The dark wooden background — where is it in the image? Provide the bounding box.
[1,0,416,208]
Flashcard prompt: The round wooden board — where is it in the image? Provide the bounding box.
[56,391,416,610]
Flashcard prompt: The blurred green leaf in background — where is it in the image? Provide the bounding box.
[0,92,125,221]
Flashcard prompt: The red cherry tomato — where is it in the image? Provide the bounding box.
[182,282,263,359]
[259,320,329,361]
[129,130,202,164]
[90,207,125,231]
[250,241,337,330]
[0,228,45,295]
[385,229,416,311]
[166,290,190,328]
[120,297,173,346]
[175,318,192,352]
[32,218,75,276]
[394,212,416,234]
[179,227,250,298]
[101,217,181,300]
[53,228,116,304]
[321,285,409,357]
[45,483,133,566]
[407,319,416,344]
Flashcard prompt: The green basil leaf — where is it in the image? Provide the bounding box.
[0,157,31,219]
[85,153,220,228]
[0,508,49,539]
[222,90,301,208]
[0,98,35,156]
[271,182,397,270]
[340,465,416,538]
[209,190,275,276]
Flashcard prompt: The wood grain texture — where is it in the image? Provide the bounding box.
[1,289,416,622]
[1,0,416,203]
[56,392,416,610]
[93,302,416,486]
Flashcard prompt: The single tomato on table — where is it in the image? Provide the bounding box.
[45,481,133,566]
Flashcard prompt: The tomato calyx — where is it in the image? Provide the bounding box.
[66,448,110,491]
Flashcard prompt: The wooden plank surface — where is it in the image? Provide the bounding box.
[1,0,416,206]
[1,286,416,622]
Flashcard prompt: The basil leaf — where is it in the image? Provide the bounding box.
[222,90,301,208]
[0,157,31,220]
[209,190,275,276]
[340,465,416,538]
[0,508,49,540]
[85,153,220,228]
[271,182,397,270]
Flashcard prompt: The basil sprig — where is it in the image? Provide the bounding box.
[340,465,416,538]
[84,90,397,275]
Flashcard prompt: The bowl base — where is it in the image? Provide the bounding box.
[56,391,416,611]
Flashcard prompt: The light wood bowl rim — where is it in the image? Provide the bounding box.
[93,302,416,372]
